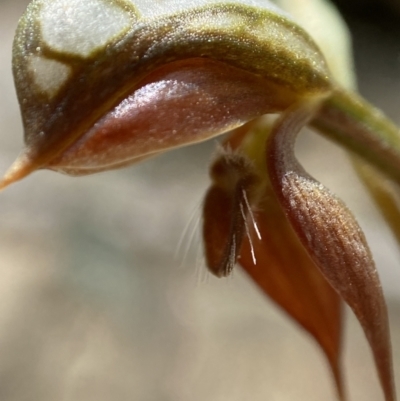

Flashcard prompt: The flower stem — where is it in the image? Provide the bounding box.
[312,88,400,184]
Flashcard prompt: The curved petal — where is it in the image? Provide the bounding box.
[46,59,296,175]
[2,57,297,185]
[3,0,332,187]
[267,101,396,401]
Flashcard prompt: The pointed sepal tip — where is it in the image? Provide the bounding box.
[0,151,36,191]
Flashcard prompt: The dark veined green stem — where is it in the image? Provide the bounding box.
[312,88,400,184]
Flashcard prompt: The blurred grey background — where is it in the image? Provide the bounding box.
[0,0,399,400]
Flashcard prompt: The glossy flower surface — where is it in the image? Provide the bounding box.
[1,1,399,400]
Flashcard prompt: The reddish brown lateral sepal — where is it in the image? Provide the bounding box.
[267,102,396,401]
[203,123,345,398]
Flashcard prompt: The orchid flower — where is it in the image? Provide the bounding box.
[1,0,399,400]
